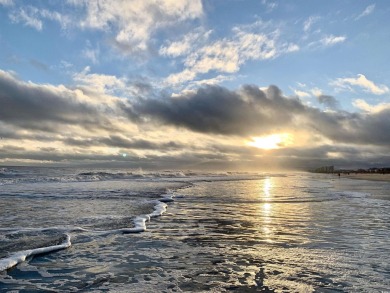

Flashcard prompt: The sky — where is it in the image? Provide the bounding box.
[0,0,389,171]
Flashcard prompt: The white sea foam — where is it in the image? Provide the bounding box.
[0,183,179,272]
[120,200,168,234]
[336,191,369,198]
[101,193,171,235]
[0,234,71,272]
[0,168,262,186]
[0,226,89,233]
[159,190,175,202]
[149,201,168,218]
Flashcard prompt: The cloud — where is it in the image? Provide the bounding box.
[310,87,322,96]
[9,7,43,30]
[121,83,390,148]
[4,0,202,54]
[163,23,298,85]
[303,16,320,32]
[124,84,307,136]
[0,0,13,6]
[0,69,116,132]
[82,46,100,64]
[307,107,390,146]
[261,0,278,12]
[293,89,311,98]
[68,0,203,53]
[2,69,390,150]
[356,4,375,20]
[331,74,389,95]
[308,34,346,49]
[159,29,212,58]
[1,69,389,168]
[73,67,124,90]
[190,75,235,87]
[319,35,346,46]
[65,135,183,151]
[353,99,390,113]
[8,6,70,31]
[317,95,339,109]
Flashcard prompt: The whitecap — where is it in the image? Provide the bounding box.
[0,234,71,272]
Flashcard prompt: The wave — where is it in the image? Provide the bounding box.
[0,167,18,178]
[102,190,178,234]
[0,169,262,186]
[0,169,191,185]
[0,234,71,272]
[334,191,369,198]
[0,190,180,272]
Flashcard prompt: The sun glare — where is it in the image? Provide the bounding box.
[247,133,292,150]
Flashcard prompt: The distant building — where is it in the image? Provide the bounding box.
[312,166,334,173]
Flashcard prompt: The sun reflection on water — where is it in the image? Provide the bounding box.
[263,177,271,200]
[261,178,274,242]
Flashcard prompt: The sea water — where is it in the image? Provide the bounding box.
[0,167,389,292]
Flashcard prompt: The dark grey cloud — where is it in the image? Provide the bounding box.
[64,135,183,151]
[123,84,390,146]
[1,73,389,169]
[124,84,307,135]
[309,108,390,145]
[0,147,226,169]
[317,94,339,109]
[0,70,115,132]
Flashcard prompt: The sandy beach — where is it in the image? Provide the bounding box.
[343,173,390,182]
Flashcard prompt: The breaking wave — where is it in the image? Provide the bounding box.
[0,189,180,272]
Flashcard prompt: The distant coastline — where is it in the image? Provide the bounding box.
[342,173,390,182]
[310,165,390,182]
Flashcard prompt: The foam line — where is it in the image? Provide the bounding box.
[0,192,175,270]
[159,191,175,202]
[0,234,71,272]
[120,201,168,234]
[0,226,89,233]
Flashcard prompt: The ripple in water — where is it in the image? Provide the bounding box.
[0,170,389,292]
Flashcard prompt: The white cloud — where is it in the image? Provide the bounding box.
[320,35,346,46]
[165,69,197,86]
[82,49,98,64]
[165,31,276,85]
[356,4,375,20]
[8,6,71,31]
[353,99,390,113]
[163,23,298,85]
[159,30,212,57]
[69,0,203,53]
[39,9,71,28]
[293,89,311,98]
[308,34,346,49]
[303,16,320,32]
[82,44,100,64]
[5,1,201,52]
[261,0,278,12]
[72,67,157,102]
[9,7,43,30]
[0,0,13,6]
[190,75,235,87]
[311,87,322,96]
[331,74,389,95]
[73,66,127,97]
[284,43,300,53]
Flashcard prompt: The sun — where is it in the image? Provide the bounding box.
[247,133,292,150]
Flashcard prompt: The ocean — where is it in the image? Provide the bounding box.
[0,167,389,292]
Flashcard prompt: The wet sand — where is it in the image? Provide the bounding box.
[343,173,390,182]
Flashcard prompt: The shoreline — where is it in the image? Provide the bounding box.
[342,173,390,182]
